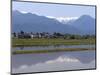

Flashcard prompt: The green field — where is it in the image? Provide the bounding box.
[12,38,95,47]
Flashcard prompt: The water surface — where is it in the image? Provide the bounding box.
[12,49,96,73]
[13,45,95,51]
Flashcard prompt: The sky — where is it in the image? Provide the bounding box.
[12,1,96,18]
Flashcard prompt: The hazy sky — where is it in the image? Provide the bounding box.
[12,1,96,18]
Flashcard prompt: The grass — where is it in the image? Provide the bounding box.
[12,38,95,47]
[12,47,95,55]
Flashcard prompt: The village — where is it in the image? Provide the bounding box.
[12,31,95,39]
[12,31,66,39]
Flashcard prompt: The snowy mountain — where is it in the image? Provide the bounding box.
[46,16,78,24]
[12,10,95,34]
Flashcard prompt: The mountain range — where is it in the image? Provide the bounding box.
[12,11,95,35]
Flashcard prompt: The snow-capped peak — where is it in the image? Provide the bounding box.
[46,16,78,24]
[20,11,29,14]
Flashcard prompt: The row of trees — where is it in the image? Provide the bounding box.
[12,31,96,39]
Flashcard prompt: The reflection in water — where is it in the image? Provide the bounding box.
[13,45,95,51]
[63,50,95,64]
[12,50,96,73]
[20,47,24,50]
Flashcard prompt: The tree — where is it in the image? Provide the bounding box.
[20,30,24,35]
[70,35,75,39]
[13,32,16,37]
